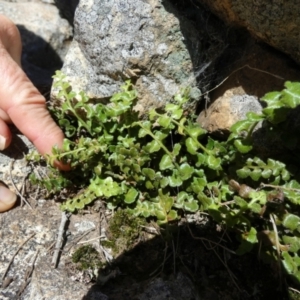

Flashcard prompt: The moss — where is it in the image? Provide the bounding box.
[72,244,103,271]
[102,209,145,256]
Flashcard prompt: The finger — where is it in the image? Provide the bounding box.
[0,117,12,150]
[0,44,64,154]
[0,184,17,212]
[0,107,11,123]
[0,16,68,170]
[0,14,22,66]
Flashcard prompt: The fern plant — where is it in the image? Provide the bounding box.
[28,73,300,283]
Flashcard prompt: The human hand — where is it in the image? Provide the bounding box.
[0,15,67,211]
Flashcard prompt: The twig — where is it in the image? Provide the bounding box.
[64,228,95,253]
[1,233,35,284]
[17,250,39,298]
[270,213,282,290]
[201,64,284,98]
[187,224,236,255]
[219,200,235,206]
[29,184,40,204]
[45,241,56,253]
[260,183,300,193]
[150,242,170,277]
[211,246,241,292]
[289,287,300,294]
[51,211,71,268]
[9,160,32,209]
[77,235,106,244]
[139,225,160,235]
[99,243,113,262]
[172,239,176,275]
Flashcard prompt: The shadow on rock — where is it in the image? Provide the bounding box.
[82,222,289,300]
[17,25,64,96]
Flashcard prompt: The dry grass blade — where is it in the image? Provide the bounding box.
[1,233,35,285]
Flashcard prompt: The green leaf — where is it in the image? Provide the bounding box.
[157,190,174,212]
[178,117,186,135]
[179,163,194,180]
[175,192,187,208]
[190,177,207,193]
[248,203,261,213]
[159,154,174,170]
[245,227,258,243]
[206,155,221,170]
[281,81,300,108]
[230,119,253,134]
[283,214,300,231]
[124,187,139,204]
[249,191,267,205]
[155,209,167,221]
[197,192,212,209]
[281,169,290,181]
[261,169,272,179]
[249,169,261,181]
[158,115,171,128]
[89,177,121,198]
[234,196,248,208]
[165,104,183,119]
[234,139,253,153]
[172,143,181,156]
[188,125,207,139]
[184,201,199,212]
[262,105,290,124]
[236,167,251,179]
[282,251,296,275]
[236,227,258,255]
[142,168,156,180]
[196,153,206,167]
[144,140,161,153]
[160,177,169,188]
[261,91,281,103]
[282,236,300,252]
[168,170,183,187]
[185,137,199,155]
[246,112,264,121]
[137,121,151,137]
[167,210,178,221]
[145,181,154,189]
[154,131,168,141]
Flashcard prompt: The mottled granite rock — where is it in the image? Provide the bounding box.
[53,0,226,113]
[197,0,300,64]
[0,202,102,299]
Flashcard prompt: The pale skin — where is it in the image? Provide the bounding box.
[0,15,68,212]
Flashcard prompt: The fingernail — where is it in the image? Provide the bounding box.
[0,135,7,150]
[0,185,17,211]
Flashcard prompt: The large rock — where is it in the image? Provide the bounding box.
[197,0,300,65]
[53,0,226,112]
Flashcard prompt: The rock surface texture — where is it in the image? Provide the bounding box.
[197,0,300,64]
[0,0,73,91]
[54,0,226,112]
